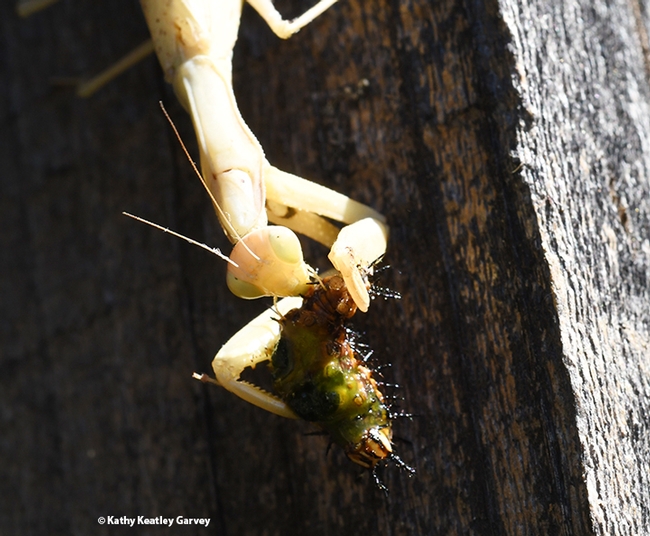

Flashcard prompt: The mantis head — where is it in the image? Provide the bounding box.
[227,226,313,299]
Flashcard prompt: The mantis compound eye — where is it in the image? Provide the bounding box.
[227,226,313,299]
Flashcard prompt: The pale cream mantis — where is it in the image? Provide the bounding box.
[139,0,388,314]
[137,0,395,420]
[17,0,389,310]
[18,0,393,423]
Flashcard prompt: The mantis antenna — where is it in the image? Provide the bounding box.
[122,212,237,267]
[157,102,261,263]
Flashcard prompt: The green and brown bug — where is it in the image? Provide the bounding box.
[197,273,413,488]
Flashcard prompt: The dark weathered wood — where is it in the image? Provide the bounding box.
[2,0,648,534]
[502,1,650,533]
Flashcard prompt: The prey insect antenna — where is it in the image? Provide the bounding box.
[157,102,261,263]
[122,212,237,267]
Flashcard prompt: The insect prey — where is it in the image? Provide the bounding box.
[203,272,413,488]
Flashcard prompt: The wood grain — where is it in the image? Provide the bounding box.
[2,0,648,534]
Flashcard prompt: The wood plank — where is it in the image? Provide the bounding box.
[2,0,648,533]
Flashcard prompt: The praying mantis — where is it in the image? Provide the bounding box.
[139,0,389,313]
[19,0,401,470]
[16,6,389,307]
[137,0,395,428]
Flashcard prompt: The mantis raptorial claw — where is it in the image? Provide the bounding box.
[210,295,303,419]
